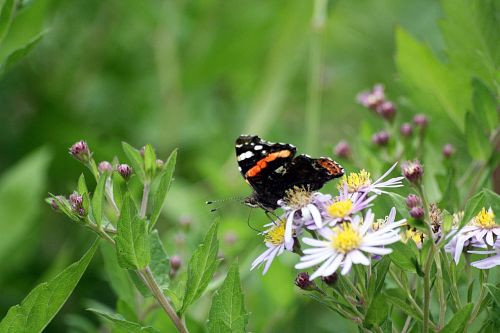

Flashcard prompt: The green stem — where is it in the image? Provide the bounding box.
[469,269,489,323]
[140,182,150,219]
[305,0,328,153]
[389,269,425,320]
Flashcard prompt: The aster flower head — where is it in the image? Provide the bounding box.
[278,187,326,243]
[251,218,295,274]
[337,163,404,196]
[446,207,499,264]
[324,186,376,226]
[295,272,316,290]
[296,209,404,279]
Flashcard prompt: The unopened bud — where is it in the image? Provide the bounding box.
[69,192,85,216]
[443,144,454,159]
[356,84,385,110]
[295,272,315,290]
[334,140,351,158]
[413,114,428,128]
[69,140,91,162]
[98,161,113,174]
[372,131,390,146]
[117,164,133,180]
[156,159,164,168]
[377,101,396,121]
[170,255,182,271]
[321,272,338,286]
[401,160,424,184]
[400,123,413,137]
[410,206,425,219]
[406,194,422,209]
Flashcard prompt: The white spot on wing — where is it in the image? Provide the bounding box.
[237,151,254,161]
[254,145,263,150]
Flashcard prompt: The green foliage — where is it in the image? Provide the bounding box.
[88,308,160,333]
[116,196,150,270]
[465,111,491,162]
[150,149,177,230]
[383,289,423,323]
[207,261,247,333]
[0,240,99,333]
[440,303,473,333]
[91,173,107,226]
[180,220,220,315]
[364,294,389,328]
[472,79,498,132]
[389,242,419,273]
[0,147,52,282]
[460,191,486,228]
[122,142,146,182]
[149,230,170,290]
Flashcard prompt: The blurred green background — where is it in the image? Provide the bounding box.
[0,0,497,332]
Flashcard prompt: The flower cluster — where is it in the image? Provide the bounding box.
[445,207,500,269]
[251,163,406,279]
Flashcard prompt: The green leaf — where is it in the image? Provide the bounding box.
[143,144,156,179]
[0,32,46,73]
[383,289,423,322]
[465,111,491,162]
[88,308,160,333]
[368,256,391,299]
[180,219,220,314]
[441,303,473,333]
[0,240,99,333]
[461,191,486,229]
[0,0,14,43]
[472,79,498,132]
[0,147,52,282]
[149,230,170,290]
[483,188,500,214]
[78,173,89,195]
[484,284,500,307]
[207,261,247,333]
[389,242,419,273]
[150,149,177,230]
[48,193,79,222]
[100,243,135,306]
[122,142,145,181]
[91,174,107,226]
[112,171,125,210]
[116,196,150,270]
[365,294,389,328]
[387,192,410,220]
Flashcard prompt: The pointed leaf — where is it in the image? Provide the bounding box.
[0,32,45,73]
[383,289,423,322]
[461,191,486,229]
[365,294,389,328]
[100,243,135,306]
[472,79,498,132]
[149,230,170,290]
[78,173,89,195]
[122,142,145,182]
[441,303,473,333]
[0,240,99,333]
[0,0,14,43]
[150,149,177,230]
[116,196,150,270]
[389,242,418,273]
[143,144,156,179]
[208,261,247,333]
[91,174,107,226]
[180,220,220,314]
[88,308,160,333]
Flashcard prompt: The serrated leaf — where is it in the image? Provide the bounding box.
[180,219,220,314]
[465,112,491,162]
[88,308,160,333]
[441,303,473,333]
[116,196,150,270]
[389,242,418,273]
[144,144,156,179]
[0,240,99,333]
[0,147,52,282]
[208,261,247,333]
[365,294,389,328]
[91,174,107,226]
[461,191,486,229]
[149,230,170,290]
[383,289,423,322]
[472,79,498,132]
[150,149,177,230]
[0,0,14,43]
[122,142,145,181]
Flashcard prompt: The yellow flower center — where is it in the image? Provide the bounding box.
[331,224,362,253]
[401,227,425,246]
[328,199,353,218]
[337,170,372,193]
[283,186,312,209]
[264,221,286,245]
[473,207,496,229]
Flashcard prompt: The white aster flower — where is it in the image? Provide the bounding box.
[251,217,295,274]
[295,208,405,279]
[447,207,499,264]
[323,185,376,227]
[278,187,325,243]
[337,163,404,195]
[469,240,500,269]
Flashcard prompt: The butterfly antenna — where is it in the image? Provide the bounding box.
[246,208,262,232]
[206,196,246,212]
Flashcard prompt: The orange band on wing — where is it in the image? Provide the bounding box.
[245,150,291,177]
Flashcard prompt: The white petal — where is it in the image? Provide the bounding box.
[373,162,398,185]
[360,246,392,255]
[349,250,370,265]
[262,246,281,274]
[310,254,338,279]
[302,237,329,247]
[295,251,333,269]
[284,210,296,244]
[308,204,323,228]
[341,256,353,275]
[251,247,274,270]
[321,253,344,277]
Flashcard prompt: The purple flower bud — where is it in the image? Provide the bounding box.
[50,198,59,211]
[443,144,454,159]
[400,123,413,137]
[406,194,422,209]
[170,255,182,271]
[372,131,390,146]
[69,192,85,216]
[69,140,91,162]
[156,159,164,168]
[413,114,428,128]
[98,161,113,173]
[334,140,351,158]
[410,206,425,219]
[295,272,315,290]
[117,164,133,180]
[321,272,338,286]
[140,146,146,157]
[401,160,424,184]
[356,84,385,110]
[376,101,396,121]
